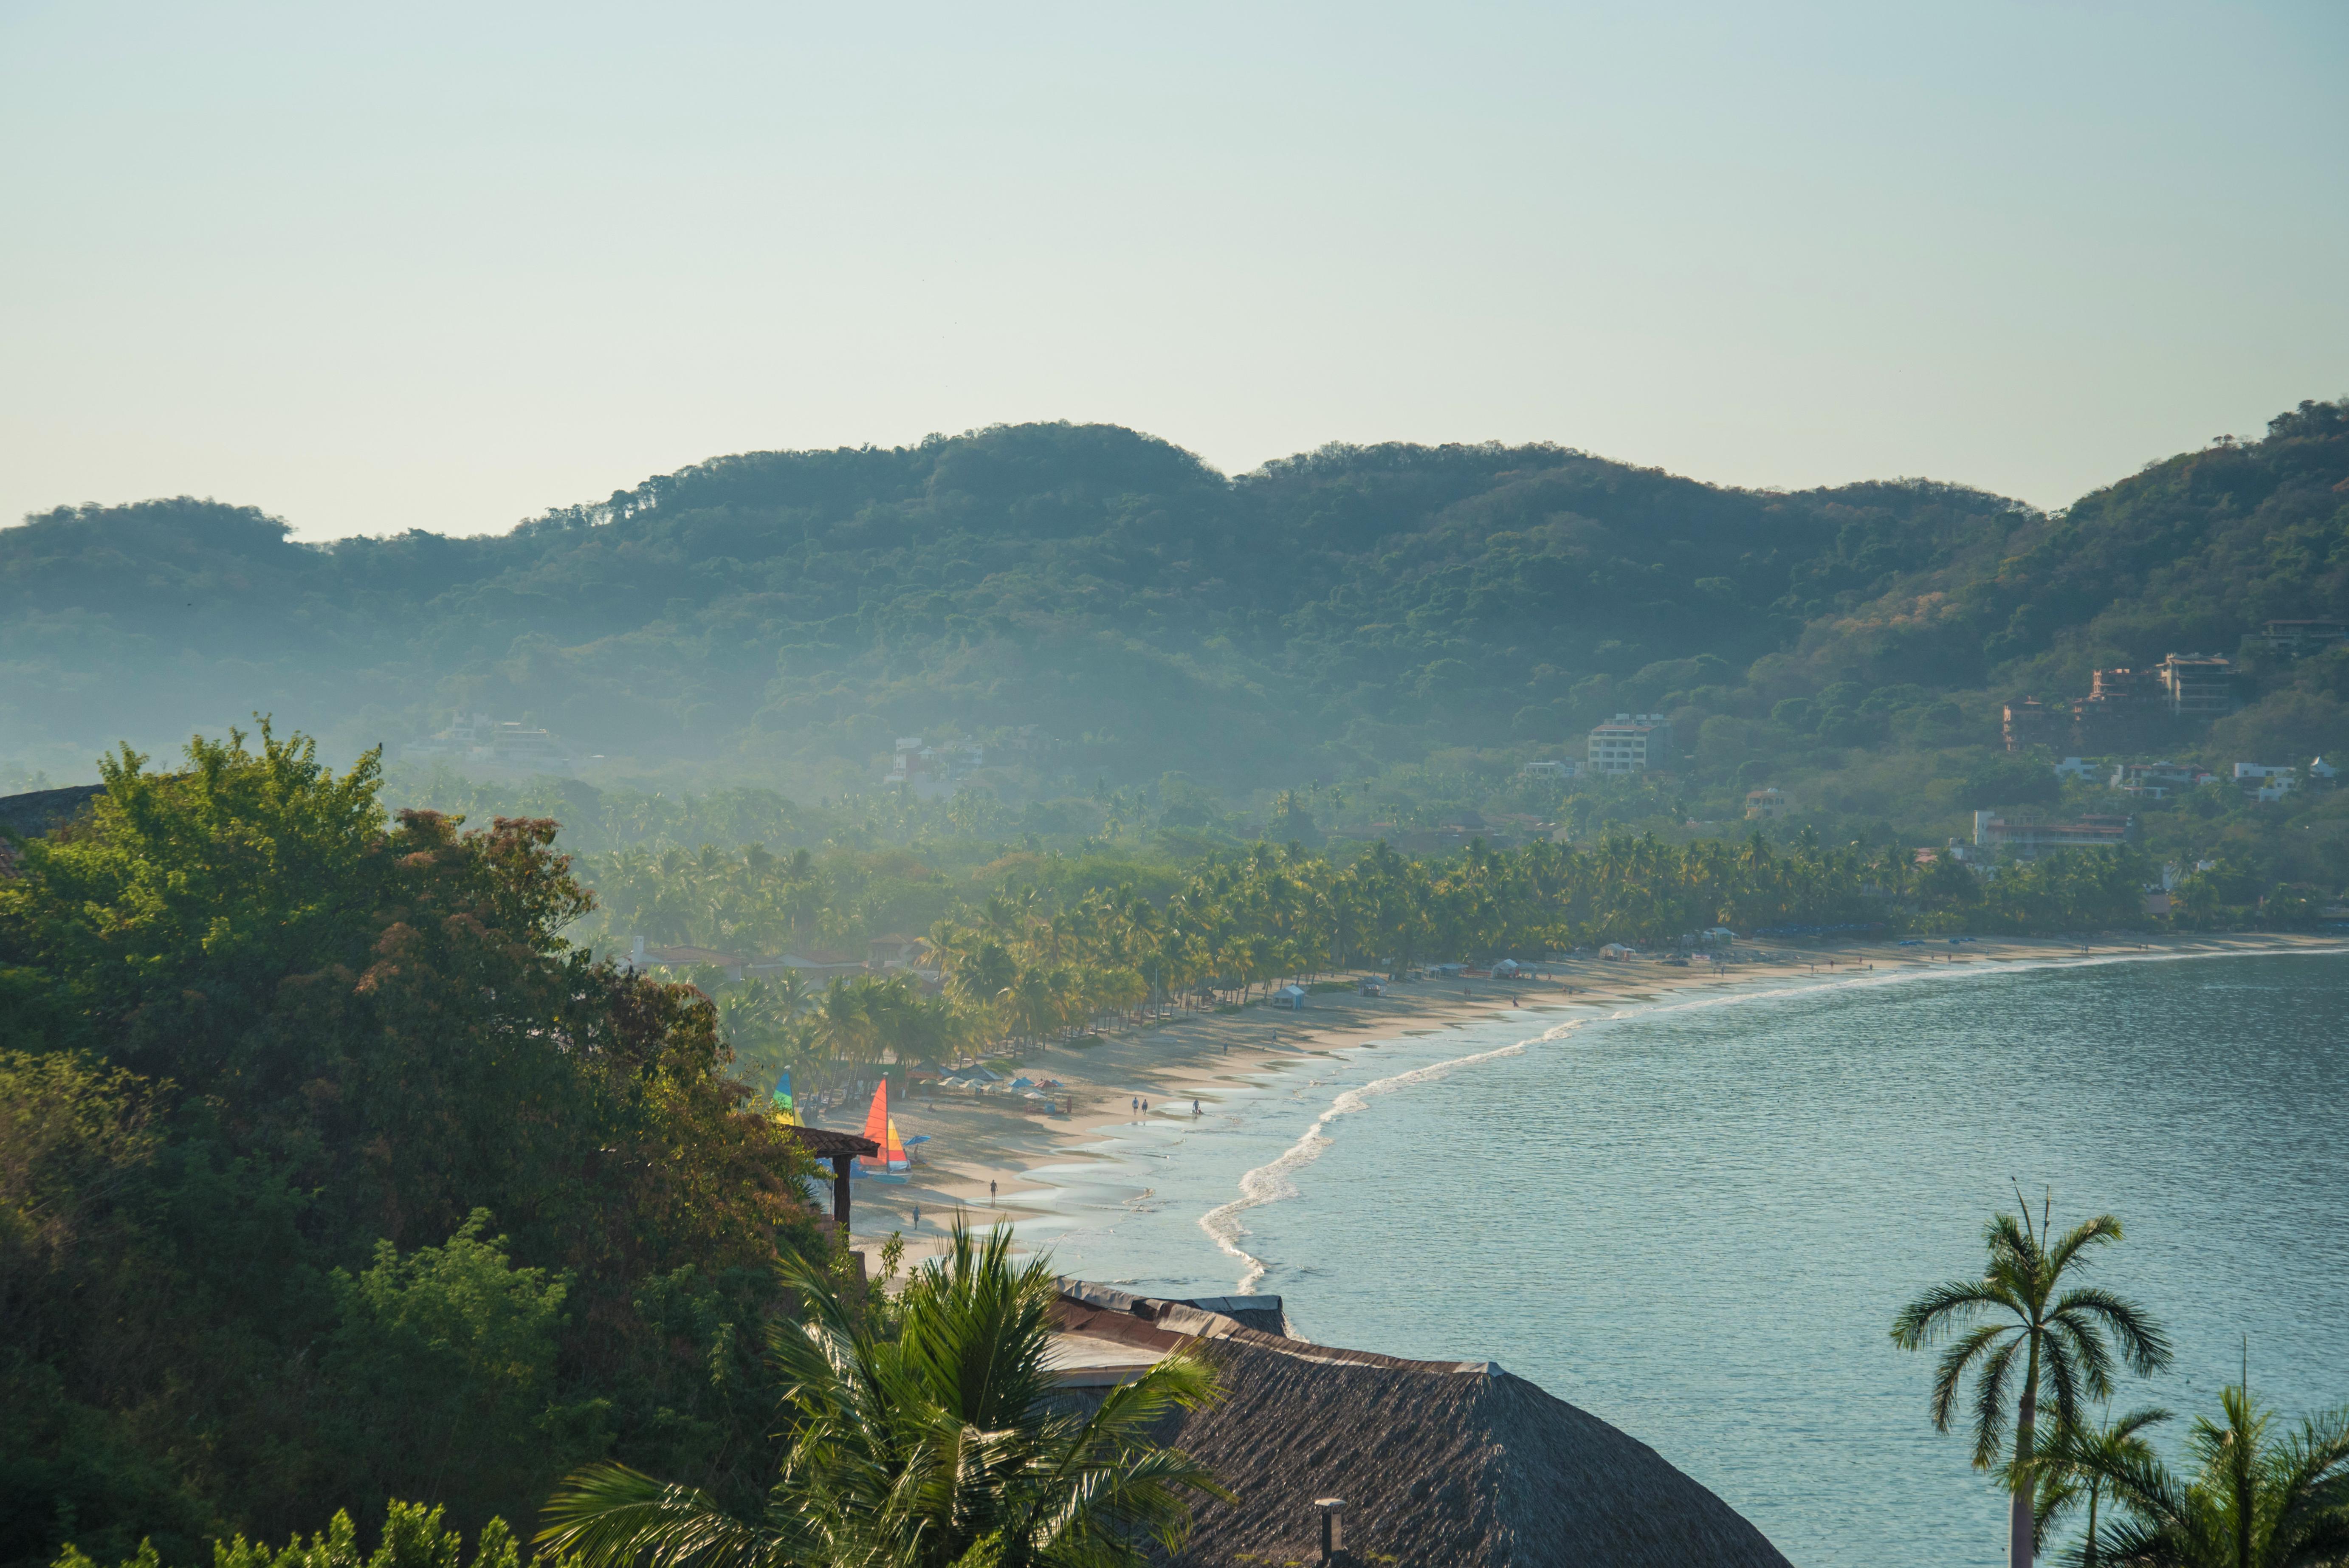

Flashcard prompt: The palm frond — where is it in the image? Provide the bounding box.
[2044,1213,2124,1278]
[1930,1323,2010,1435]
[2050,1286,2174,1378]
[1892,1278,2009,1350]
[1970,1333,2022,1470]
[538,1464,797,1568]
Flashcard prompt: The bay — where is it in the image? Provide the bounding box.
[1012,950,2349,1566]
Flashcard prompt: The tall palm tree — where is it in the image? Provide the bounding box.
[540,1223,1227,1568]
[1892,1193,2174,1568]
[2030,1405,2171,1568]
[2080,1384,2349,1567]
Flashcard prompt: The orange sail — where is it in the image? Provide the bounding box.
[859,1080,892,1172]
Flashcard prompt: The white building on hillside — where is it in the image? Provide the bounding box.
[1587,713,1674,775]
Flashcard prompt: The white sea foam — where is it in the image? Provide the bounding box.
[1194,941,2349,1293]
[1198,1016,1590,1291]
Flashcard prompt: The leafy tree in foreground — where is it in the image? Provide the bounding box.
[0,726,828,1564]
[1892,1194,2174,1568]
[541,1223,1229,1568]
[2078,1385,2349,1568]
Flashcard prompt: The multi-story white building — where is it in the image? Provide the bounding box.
[1586,713,1674,775]
[2234,762,2298,802]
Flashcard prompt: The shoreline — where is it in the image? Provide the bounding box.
[826,930,2349,1261]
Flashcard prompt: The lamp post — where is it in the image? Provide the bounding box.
[1314,1497,1348,1563]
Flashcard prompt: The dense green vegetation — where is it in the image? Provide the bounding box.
[0,730,828,1568]
[550,820,2243,1112]
[8,402,2343,861]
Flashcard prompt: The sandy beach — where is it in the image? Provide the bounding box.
[820,929,2348,1259]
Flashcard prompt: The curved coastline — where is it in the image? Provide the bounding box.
[1178,938,2349,1295]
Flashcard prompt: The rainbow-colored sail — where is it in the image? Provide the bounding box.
[859,1081,908,1172]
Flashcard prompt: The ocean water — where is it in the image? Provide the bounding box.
[999,950,2349,1567]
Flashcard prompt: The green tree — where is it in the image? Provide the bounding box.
[1892,1195,2174,1568]
[0,728,829,1560]
[2079,1385,2349,1568]
[322,1212,606,1528]
[541,1224,1228,1568]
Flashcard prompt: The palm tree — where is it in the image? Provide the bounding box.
[2029,1405,2171,1568]
[1892,1193,2174,1568]
[2079,1384,2349,1567]
[540,1223,1228,1568]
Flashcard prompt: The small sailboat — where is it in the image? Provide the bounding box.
[770,1070,800,1127]
[859,1080,910,1174]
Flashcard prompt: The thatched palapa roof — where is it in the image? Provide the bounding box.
[1049,1283,1791,1568]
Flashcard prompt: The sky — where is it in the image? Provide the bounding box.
[2,0,2344,541]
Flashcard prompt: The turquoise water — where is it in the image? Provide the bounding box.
[1008,950,2349,1567]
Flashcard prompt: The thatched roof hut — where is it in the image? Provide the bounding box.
[1050,1283,1791,1568]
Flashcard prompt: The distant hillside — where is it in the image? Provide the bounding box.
[0,424,2030,785]
[3,403,2343,810]
[1774,398,2349,693]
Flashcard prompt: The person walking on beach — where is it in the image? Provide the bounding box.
[1141,1097,1149,1114]
[989,1179,997,1207]
[912,1202,920,1229]
[1192,1098,1201,1116]
[1131,1095,1139,1115]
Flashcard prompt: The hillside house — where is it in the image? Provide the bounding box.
[1971,812,2133,860]
[2075,667,2166,752]
[1587,713,1674,775]
[2259,619,2348,657]
[2234,762,2297,802]
[2110,761,2212,799]
[1743,787,1788,821]
[867,933,925,968]
[2159,653,2241,721]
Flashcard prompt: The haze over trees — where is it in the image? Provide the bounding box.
[5,403,2343,821]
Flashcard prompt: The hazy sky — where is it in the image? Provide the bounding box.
[3,1,2343,541]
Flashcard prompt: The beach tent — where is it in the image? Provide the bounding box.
[1272,984,1308,1009]
[1492,959,1523,977]
[1600,943,1636,959]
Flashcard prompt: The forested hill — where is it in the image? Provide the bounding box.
[3,402,2345,798]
